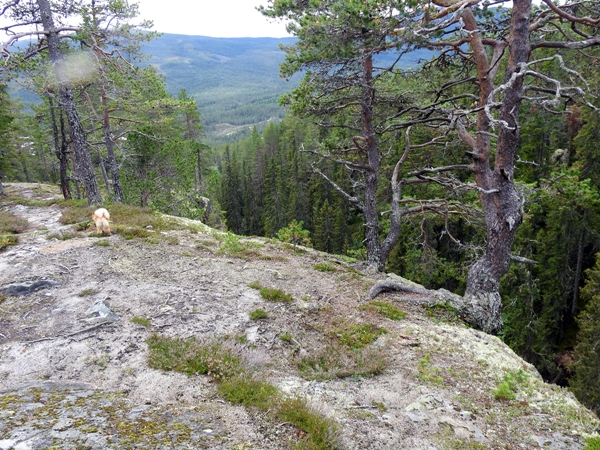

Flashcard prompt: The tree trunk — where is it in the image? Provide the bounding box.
[462,0,531,333]
[48,95,71,200]
[37,0,102,205]
[361,51,385,272]
[572,222,586,316]
[101,88,125,203]
[98,149,111,196]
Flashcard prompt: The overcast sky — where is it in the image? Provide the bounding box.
[136,0,291,38]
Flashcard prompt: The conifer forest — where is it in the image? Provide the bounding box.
[1,0,600,415]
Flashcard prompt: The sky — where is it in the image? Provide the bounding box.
[136,0,291,38]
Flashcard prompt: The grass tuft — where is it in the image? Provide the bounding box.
[250,309,268,320]
[131,316,151,327]
[331,322,387,350]
[360,301,406,320]
[217,375,278,409]
[77,289,98,297]
[298,344,388,381]
[314,263,336,272]
[259,287,293,303]
[417,353,444,385]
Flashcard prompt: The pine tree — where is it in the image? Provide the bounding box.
[571,253,600,413]
[221,146,243,234]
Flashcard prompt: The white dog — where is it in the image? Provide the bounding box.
[92,208,111,236]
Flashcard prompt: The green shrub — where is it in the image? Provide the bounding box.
[217,375,278,409]
[276,219,311,248]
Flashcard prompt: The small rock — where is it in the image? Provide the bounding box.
[84,300,120,323]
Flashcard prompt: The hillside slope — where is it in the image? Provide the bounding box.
[0,183,598,449]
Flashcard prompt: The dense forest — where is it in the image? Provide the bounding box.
[1,0,599,415]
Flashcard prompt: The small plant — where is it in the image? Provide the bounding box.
[583,437,600,450]
[491,369,530,401]
[332,323,387,350]
[131,316,151,327]
[372,400,387,412]
[314,263,335,272]
[93,240,110,247]
[280,332,292,342]
[259,287,293,303]
[77,288,98,297]
[416,353,443,385]
[0,234,18,250]
[249,309,268,320]
[276,219,311,248]
[0,294,6,304]
[248,280,261,290]
[360,301,406,320]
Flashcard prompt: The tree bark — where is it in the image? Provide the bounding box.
[462,0,531,333]
[37,0,102,205]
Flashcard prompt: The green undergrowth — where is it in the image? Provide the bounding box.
[584,437,600,450]
[360,301,406,320]
[215,231,266,259]
[146,334,339,449]
[417,353,444,385]
[492,369,530,401]
[298,321,390,381]
[314,263,336,272]
[424,302,461,324]
[249,281,293,303]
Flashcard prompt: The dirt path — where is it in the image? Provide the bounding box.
[0,183,598,449]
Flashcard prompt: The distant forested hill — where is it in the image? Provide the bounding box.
[140,34,301,144]
[140,34,434,144]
